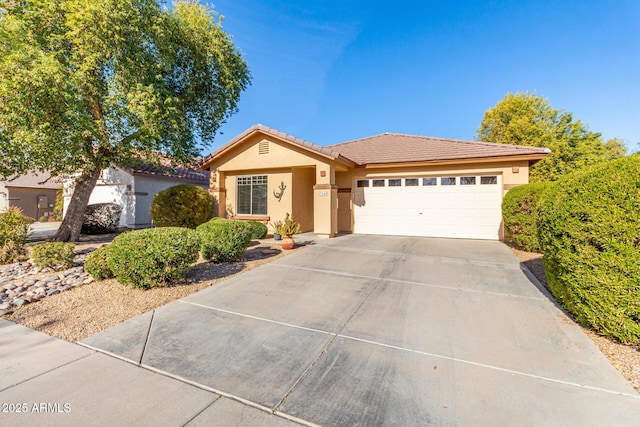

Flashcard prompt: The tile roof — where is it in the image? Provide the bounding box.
[200,124,351,167]
[3,171,61,189]
[128,162,209,183]
[327,133,551,165]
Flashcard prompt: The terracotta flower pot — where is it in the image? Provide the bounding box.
[281,236,295,250]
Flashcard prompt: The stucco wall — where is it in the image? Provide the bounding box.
[0,182,8,213]
[223,170,292,230]
[292,167,315,232]
[64,167,135,227]
[215,134,332,171]
[210,133,341,234]
[335,161,530,195]
[4,187,58,220]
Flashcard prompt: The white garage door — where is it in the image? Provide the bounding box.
[353,175,502,240]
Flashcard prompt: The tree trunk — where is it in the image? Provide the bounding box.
[52,168,102,242]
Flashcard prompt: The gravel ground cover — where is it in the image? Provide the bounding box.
[2,234,294,342]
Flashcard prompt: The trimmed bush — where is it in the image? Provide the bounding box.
[84,246,114,281]
[196,218,252,263]
[31,242,76,271]
[0,206,32,263]
[537,155,640,344]
[82,203,122,234]
[150,184,212,229]
[247,220,268,240]
[107,227,200,288]
[502,182,554,252]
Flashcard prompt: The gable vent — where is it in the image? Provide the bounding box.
[258,140,269,155]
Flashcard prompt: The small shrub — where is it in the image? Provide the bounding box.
[107,227,200,288]
[538,155,640,344]
[84,246,114,281]
[0,206,32,263]
[150,184,212,229]
[82,203,122,234]
[196,218,252,263]
[279,213,301,236]
[502,182,554,252]
[31,242,76,271]
[247,220,268,240]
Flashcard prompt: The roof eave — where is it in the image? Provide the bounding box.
[358,153,550,169]
[200,125,355,170]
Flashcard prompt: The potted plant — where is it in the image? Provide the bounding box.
[279,213,301,250]
[270,220,284,240]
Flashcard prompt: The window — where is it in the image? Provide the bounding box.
[441,177,456,186]
[237,175,267,215]
[423,177,437,186]
[372,179,385,187]
[481,176,498,185]
[405,178,419,186]
[389,179,402,187]
[357,180,369,187]
[460,176,476,185]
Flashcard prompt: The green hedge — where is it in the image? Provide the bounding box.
[0,207,32,263]
[150,184,213,229]
[502,182,554,252]
[31,242,76,271]
[247,220,268,240]
[84,246,114,281]
[538,155,640,343]
[196,218,252,263]
[107,227,200,288]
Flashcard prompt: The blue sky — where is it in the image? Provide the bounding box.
[203,0,640,152]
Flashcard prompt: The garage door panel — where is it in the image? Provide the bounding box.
[353,175,502,240]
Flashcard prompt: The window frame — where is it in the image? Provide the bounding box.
[480,176,498,185]
[460,176,476,185]
[236,175,268,215]
[441,176,456,186]
[422,177,438,186]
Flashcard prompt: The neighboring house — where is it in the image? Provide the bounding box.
[63,163,209,229]
[200,124,550,240]
[0,171,60,220]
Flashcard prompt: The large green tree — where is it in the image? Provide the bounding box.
[477,92,626,182]
[0,0,250,241]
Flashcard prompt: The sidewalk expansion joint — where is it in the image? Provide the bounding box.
[273,264,545,301]
[0,351,93,393]
[139,309,156,365]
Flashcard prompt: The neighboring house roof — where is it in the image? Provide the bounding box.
[326,133,551,166]
[200,124,354,169]
[2,171,61,189]
[127,162,209,183]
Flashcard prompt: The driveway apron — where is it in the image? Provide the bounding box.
[80,234,640,426]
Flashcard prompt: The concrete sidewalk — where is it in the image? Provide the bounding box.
[0,319,299,426]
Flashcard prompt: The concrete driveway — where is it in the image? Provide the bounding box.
[74,234,640,425]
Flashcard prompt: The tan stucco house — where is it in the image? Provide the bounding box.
[0,171,61,220]
[200,124,550,240]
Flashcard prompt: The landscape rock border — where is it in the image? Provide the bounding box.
[0,248,99,315]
